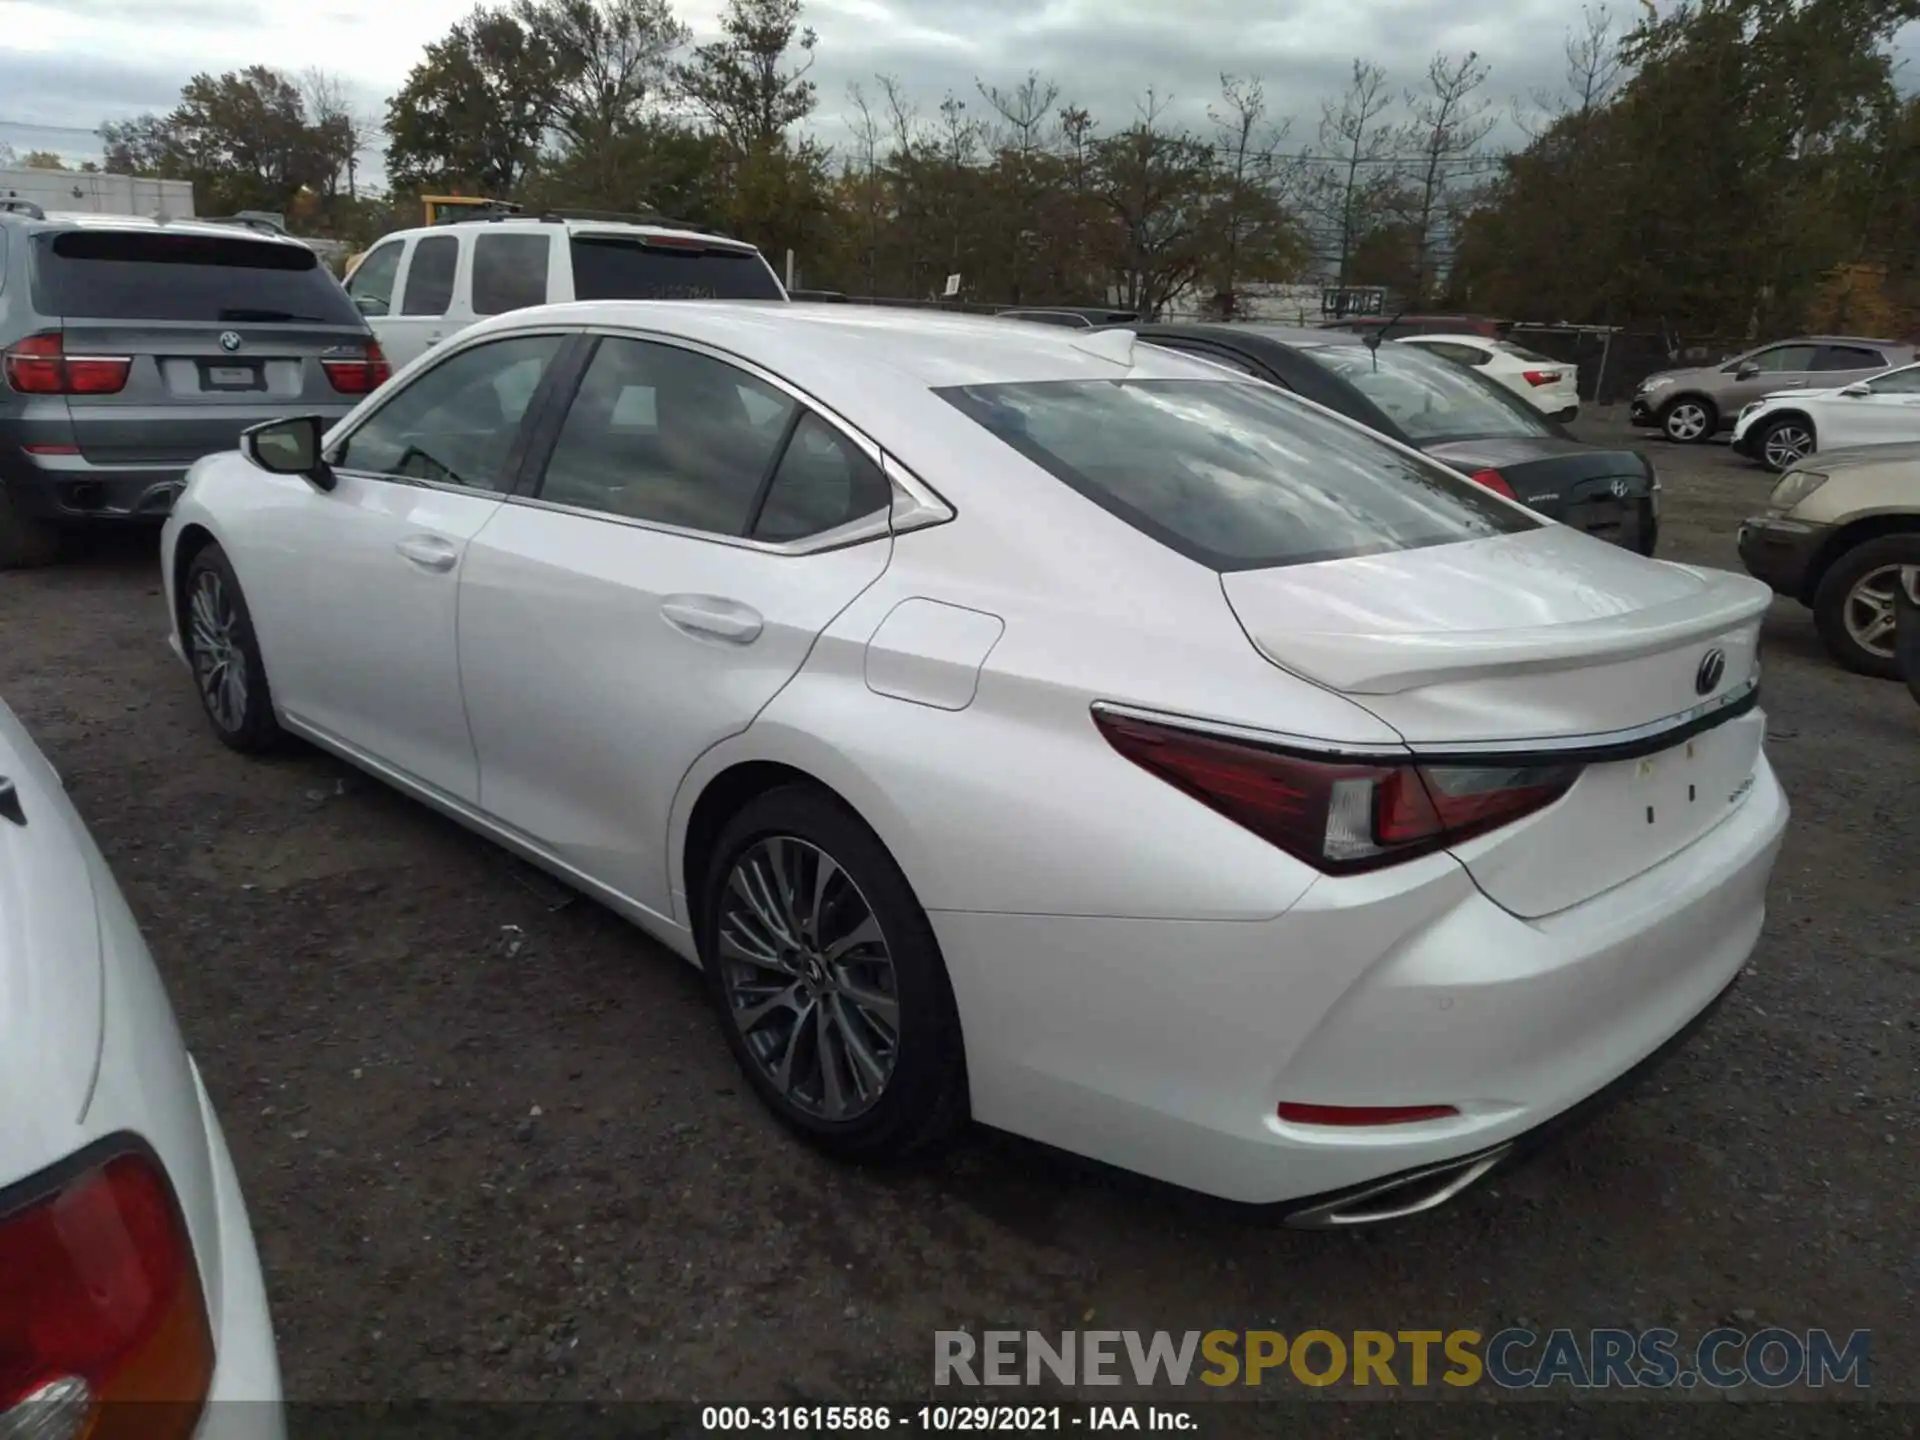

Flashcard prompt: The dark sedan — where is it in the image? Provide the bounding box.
[1118,323,1659,554]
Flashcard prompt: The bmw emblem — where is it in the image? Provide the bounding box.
[1695,648,1727,696]
[1609,477,1630,499]
[219,331,243,352]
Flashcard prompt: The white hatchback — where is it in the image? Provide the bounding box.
[162,305,1786,1224]
[0,700,282,1439]
[1398,333,1582,421]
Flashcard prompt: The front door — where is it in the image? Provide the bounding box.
[1834,363,1920,448]
[246,331,568,803]
[1724,342,1819,410]
[456,334,896,922]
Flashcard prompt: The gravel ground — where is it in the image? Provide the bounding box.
[1,415,1914,1425]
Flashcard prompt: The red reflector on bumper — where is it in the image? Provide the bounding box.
[1278,1102,1460,1127]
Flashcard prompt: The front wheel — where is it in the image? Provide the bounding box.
[1757,415,1816,473]
[1812,534,1920,679]
[182,543,287,752]
[1659,397,1715,444]
[701,784,968,1162]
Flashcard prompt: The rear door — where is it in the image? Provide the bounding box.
[28,226,371,467]
[457,333,892,922]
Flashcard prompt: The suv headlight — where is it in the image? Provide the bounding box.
[1640,376,1674,393]
[1769,470,1827,512]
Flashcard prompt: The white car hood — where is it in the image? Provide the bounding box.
[0,700,106,1168]
[1760,383,1845,402]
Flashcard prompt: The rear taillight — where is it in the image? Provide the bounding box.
[1093,711,1579,873]
[1468,468,1516,498]
[3,334,131,396]
[0,1147,214,1440]
[322,340,392,395]
[1521,370,1561,387]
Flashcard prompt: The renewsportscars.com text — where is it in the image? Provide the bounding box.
[934,1328,1871,1391]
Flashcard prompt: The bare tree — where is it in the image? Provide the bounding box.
[1208,73,1293,313]
[979,72,1061,303]
[1518,4,1625,138]
[1399,51,1496,300]
[1304,59,1400,285]
[301,67,374,200]
[843,82,886,293]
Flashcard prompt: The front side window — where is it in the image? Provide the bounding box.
[939,378,1537,571]
[345,241,402,316]
[1865,364,1920,395]
[536,337,796,534]
[471,233,551,316]
[399,235,458,317]
[1748,344,1818,373]
[1297,342,1554,442]
[334,334,563,490]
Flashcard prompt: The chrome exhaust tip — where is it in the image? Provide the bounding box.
[1284,1144,1512,1229]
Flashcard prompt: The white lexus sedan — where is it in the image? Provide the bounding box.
[0,700,282,1437]
[159,303,1788,1225]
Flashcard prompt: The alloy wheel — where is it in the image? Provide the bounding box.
[715,836,900,1121]
[1844,563,1904,659]
[1762,423,1813,470]
[1665,402,1708,442]
[188,570,249,732]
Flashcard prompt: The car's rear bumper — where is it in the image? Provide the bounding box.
[2,449,193,521]
[1737,515,1826,598]
[930,753,1787,1210]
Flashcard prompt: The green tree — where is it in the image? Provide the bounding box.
[518,0,689,154]
[19,150,69,170]
[385,5,564,195]
[676,0,818,154]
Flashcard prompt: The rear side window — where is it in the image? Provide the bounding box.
[400,235,457,316]
[1812,344,1886,372]
[568,236,783,301]
[1493,341,1557,364]
[752,413,892,542]
[939,379,1536,571]
[472,233,551,316]
[31,229,361,324]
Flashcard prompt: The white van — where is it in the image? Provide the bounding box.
[342,213,788,370]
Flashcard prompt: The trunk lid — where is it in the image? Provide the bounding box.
[1423,438,1655,549]
[0,701,105,1153]
[1220,526,1774,916]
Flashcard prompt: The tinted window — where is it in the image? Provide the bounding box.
[1813,344,1886,372]
[753,413,892,542]
[1419,340,1489,366]
[537,337,795,534]
[1749,344,1817,373]
[1492,340,1557,365]
[568,237,783,301]
[346,240,403,317]
[1866,364,1920,395]
[1298,341,1555,441]
[400,235,457,316]
[335,334,562,490]
[939,379,1536,571]
[472,232,551,316]
[31,229,362,324]
[1151,341,1262,376]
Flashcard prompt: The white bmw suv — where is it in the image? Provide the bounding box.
[0,698,282,1439]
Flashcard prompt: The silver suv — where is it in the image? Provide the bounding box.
[1629,336,1917,444]
[0,204,383,567]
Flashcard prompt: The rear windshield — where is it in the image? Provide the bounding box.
[32,229,362,325]
[568,237,783,302]
[938,379,1537,571]
[1296,342,1556,443]
[1493,340,1559,364]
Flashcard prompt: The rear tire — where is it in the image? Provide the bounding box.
[700,783,968,1163]
[1811,534,1920,679]
[1756,414,1816,473]
[0,488,61,569]
[182,543,287,752]
[1659,396,1715,444]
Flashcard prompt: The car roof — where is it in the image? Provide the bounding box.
[472,301,1218,389]
[2,209,315,250]
[1397,333,1501,346]
[384,216,761,252]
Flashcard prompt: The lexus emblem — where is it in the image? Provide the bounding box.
[1695,648,1727,696]
[218,331,243,352]
[1609,477,1630,499]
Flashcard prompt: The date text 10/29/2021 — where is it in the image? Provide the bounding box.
[702,1408,1191,1432]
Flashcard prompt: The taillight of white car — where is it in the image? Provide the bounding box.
[1095,709,1579,873]
[0,1142,214,1440]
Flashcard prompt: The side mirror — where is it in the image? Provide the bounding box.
[1735,363,1760,380]
[240,415,335,491]
[1840,383,1872,397]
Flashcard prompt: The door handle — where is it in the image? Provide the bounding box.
[395,534,458,572]
[661,595,763,644]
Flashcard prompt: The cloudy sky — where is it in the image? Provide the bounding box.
[2,0,1917,180]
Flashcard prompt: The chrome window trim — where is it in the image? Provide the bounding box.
[1092,674,1762,764]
